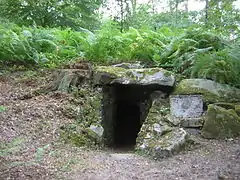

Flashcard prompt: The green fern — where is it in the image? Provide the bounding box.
[191,48,240,88]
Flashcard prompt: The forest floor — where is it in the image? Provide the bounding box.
[0,69,240,180]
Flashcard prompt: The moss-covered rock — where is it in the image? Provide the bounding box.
[136,93,189,159]
[213,102,236,110]
[112,62,143,69]
[180,117,204,127]
[201,104,240,139]
[60,124,102,147]
[235,105,240,116]
[60,86,103,147]
[47,69,91,93]
[173,79,240,103]
[213,103,240,117]
[165,115,204,127]
[93,66,175,86]
[136,128,188,159]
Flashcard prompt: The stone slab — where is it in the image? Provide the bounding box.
[170,95,203,118]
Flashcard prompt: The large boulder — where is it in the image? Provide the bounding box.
[136,92,189,159]
[93,66,175,86]
[136,127,188,159]
[173,79,240,103]
[201,104,240,139]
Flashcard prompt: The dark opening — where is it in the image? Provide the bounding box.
[102,84,173,149]
[114,101,141,149]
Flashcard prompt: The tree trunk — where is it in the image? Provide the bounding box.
[185,0,189,12]
[131,0,137,15]
[205,0,209,24]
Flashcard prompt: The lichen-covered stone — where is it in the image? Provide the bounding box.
[136,94,171,145]
[173,79,240,103]
[48,69,90,92]
[164,114,181,126]
[112,62,144,69]
[170,95,203,118]
[165,115,204,128]
[136,92,189,159]
[60,86,103,147]
[214,102,240,117]
[93,66,175,86]
[201,104,240,139]
[89,124,104,137]
[180,117,204,127]
[135,105,173,149]
[60,125,102,147]
[136,128,188,159]
[235,105,240,116]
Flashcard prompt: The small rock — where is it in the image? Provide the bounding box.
[153,123,162,134]
[89,125,104,137]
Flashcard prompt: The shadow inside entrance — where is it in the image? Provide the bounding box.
[114,101,141,150]
[102,84,171,150]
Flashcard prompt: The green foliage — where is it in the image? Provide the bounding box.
[154,27,226,75]
[0,24,52,66]
[0,20,239,88]
[204,0,240,33]
[0,0,103,30]
[150,26,240,88]
[85,21,181,64]
[0,21,181,66]
[191,45,240,88]
[0,23,90,67]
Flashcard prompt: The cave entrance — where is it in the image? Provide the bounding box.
[114,101,141,149]
[102,84,166,149]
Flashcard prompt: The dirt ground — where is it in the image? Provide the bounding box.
[0,69,240,180]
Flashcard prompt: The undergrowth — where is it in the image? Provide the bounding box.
[0,21,239,87]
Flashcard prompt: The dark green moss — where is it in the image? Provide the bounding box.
[202,104,240,139]
[60,86,103,147]
[173,79,240,103]
[60,124,102,147]
[94,66,174,82]
[235,105,240,116]
[213,102,236,110]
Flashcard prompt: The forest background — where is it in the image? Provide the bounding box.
[0,0,240,88]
